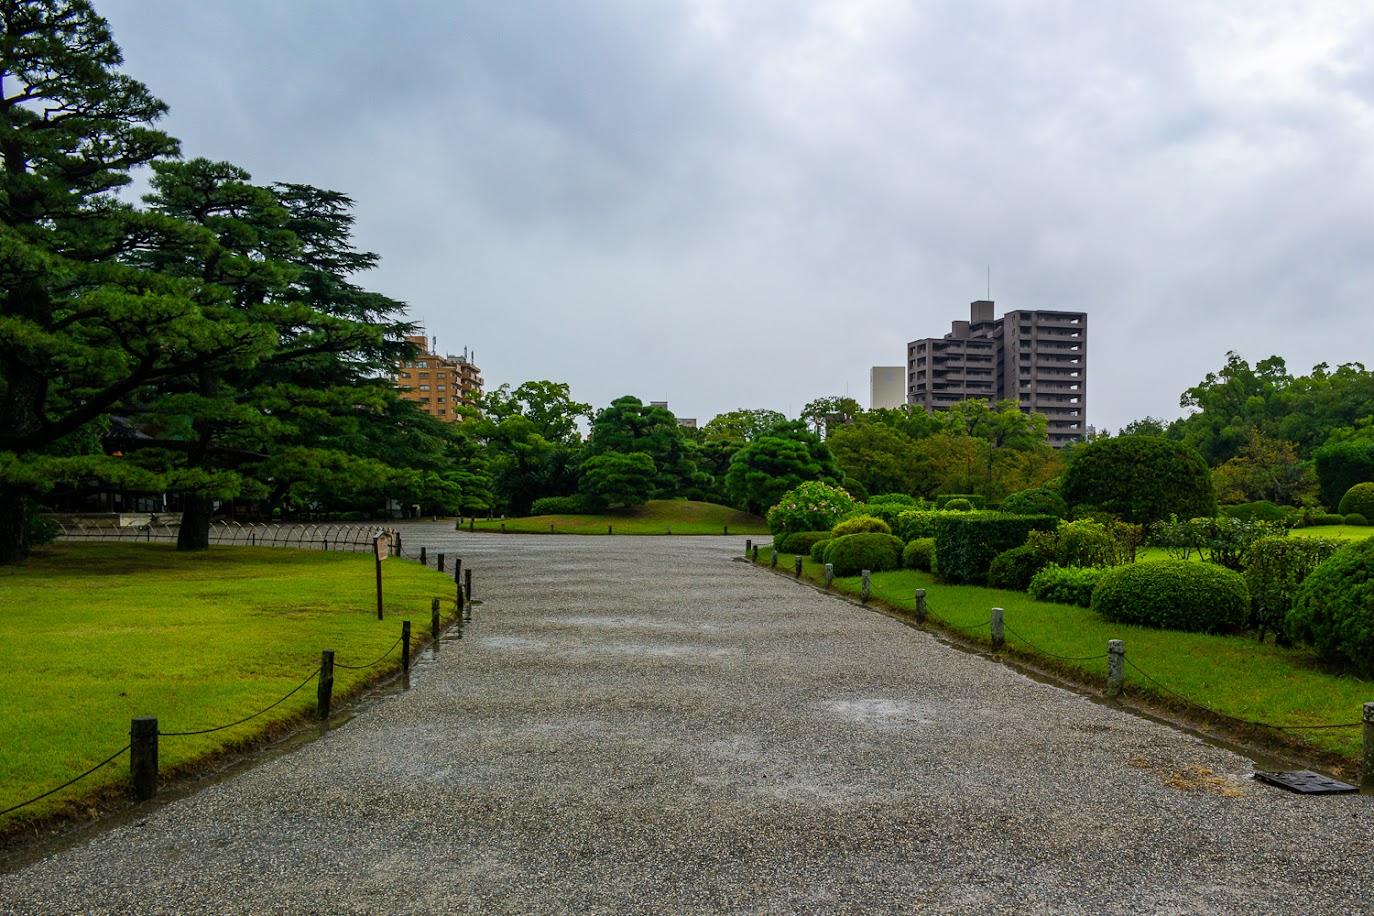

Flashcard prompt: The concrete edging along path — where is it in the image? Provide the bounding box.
[1,530,1371,914]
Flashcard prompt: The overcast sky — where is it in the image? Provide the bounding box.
[98,0,1374,433]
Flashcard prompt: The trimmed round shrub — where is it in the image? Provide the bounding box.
[809,539,832,563]
[1287,537,1374,675]
[530,495,591,515]
[1337,482,1374,519]
[1315,513,1347,526]
[903,537,936,571]
[1346,513,1368,526]
[936,494,986,510]
[1028,564,1104,608]
[1061,436,1216,525]
[867,493,921,508]
[987,544,1052,591]
[944,498,974,512]
[823,532,904,576]
[766,481,859,537]
[894,509,944,541]
[831,515,892,537]
[843,502,906,530]
[1091,560,1249,633]
[779,530,831,555]
[1000,487,1069,519]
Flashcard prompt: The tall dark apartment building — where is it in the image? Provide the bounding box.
[907,300,1087,447]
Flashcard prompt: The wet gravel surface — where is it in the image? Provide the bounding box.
[2,527,1372,914]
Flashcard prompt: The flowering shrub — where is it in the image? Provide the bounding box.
[767,482,859,536]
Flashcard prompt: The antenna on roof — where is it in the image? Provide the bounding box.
[987,265,991,300]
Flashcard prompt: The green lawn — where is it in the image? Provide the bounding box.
[760,547,1372,769]
[470,499,768,535]
[0,544,458,832]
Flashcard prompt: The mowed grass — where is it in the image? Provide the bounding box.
[470,499,768,535]
[763,548,1373,767]
[0,543,458,831]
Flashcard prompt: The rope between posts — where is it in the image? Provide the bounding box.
[160,667,322,737]
[1123,657,1362,731]
[1002,623,1111,662]
[0,743,132,818]
[334,636,404,670]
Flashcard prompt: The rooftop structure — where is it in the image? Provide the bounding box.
[393,335,483,422]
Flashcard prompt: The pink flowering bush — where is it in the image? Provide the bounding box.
[767,481,859,537]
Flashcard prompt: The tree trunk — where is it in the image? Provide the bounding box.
[0,484,31,566]
[177,492,213,551]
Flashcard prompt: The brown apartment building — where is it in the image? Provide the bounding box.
[907,300,1086,447]
[393,335,484,421]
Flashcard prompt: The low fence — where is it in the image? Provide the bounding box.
[54,520,399,553]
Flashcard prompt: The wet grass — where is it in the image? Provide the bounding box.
[760,547,1371,769]
[470,499,768,535]
[0,543,458,833]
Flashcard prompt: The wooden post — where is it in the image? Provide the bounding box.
[724,525,729,536]
[752,545,758,562]
[130,717,158,801]
[990,607,1004,649]
[469,518,474,532]
[374,543,384,621]
[794,555,803,578]
[500,523,505,533]
[419,546,427,565]
[745,539,752,556]
[1362,702,1374,791]
[431,597,441,645]
[608,525,613,535]
[861,570,871,602]
[455,557,462,583]
[317,650,335,719]
[457,578,465,614]
[464,568,473,602]
[550,523,555,533]
[403,620,412,673]
[824,563,834,588]
[914,588,927,623]
[1107,640,1125,698]
[770,549,778,568]
[436,552,445,573]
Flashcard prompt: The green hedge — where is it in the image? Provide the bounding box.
[832,514,892,537]
[932,512,1058,585]
[778,530,832,555]
[809,539,832,563]
[1091,561,1249,633]
[1338,482,1374,519]
[987,544,1052,591]
[1027,565,1103,608]
[1221,500,1292,523]
[530,495,591,515]
[999,487,1068,519]
[903,537,936,572]
[935,493,987,510]
[1246,535,1341,637]
[1288,537,1374,676]
[823,532,904,576]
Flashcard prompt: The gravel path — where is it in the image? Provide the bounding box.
[2,529,1371,914]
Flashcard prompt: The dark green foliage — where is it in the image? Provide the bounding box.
[1060,436,1216,525]
[1288,537,1374,675]
[1314,441,1374,511]
[809,539,832,563]
[943,498,974,512]
[936,494,986,509]
[1025,519,1123,568]
[1314,513,1347,526]
[831,515,892,537]
[578,451,657,510]
[530,495,591,516]
[1027,565,1104,608]
[1091,561,1249,633]
[1338,482,1374,519]
[1346,514,1368,526]
[1246,535,1341,639]
[585,397,700,500]
[987,545,1051,591]
[778,531,831,555]
[903,537,936,571]
[727,421,843,514]
[1148,516,1286,569]
[932,512,1058,585]
[823,532,904,577]
[867,493,922,508]
[1221,501,1292,523]
[999,487,1068,519]
[765,481,858,537]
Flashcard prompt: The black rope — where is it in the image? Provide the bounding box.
[334,636,404,670]
[0,743,131,817]
[161,666,322,737]
[1123,657,1361,731]
[1002,623,1110,662]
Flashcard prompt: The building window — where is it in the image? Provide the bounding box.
[437,409,446,415]
[419,385,430,391]
[418,361,428,368]
[437,385,446,391]
[418,372,429,378]
[404,361,415,368]
[437,397,446,403]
